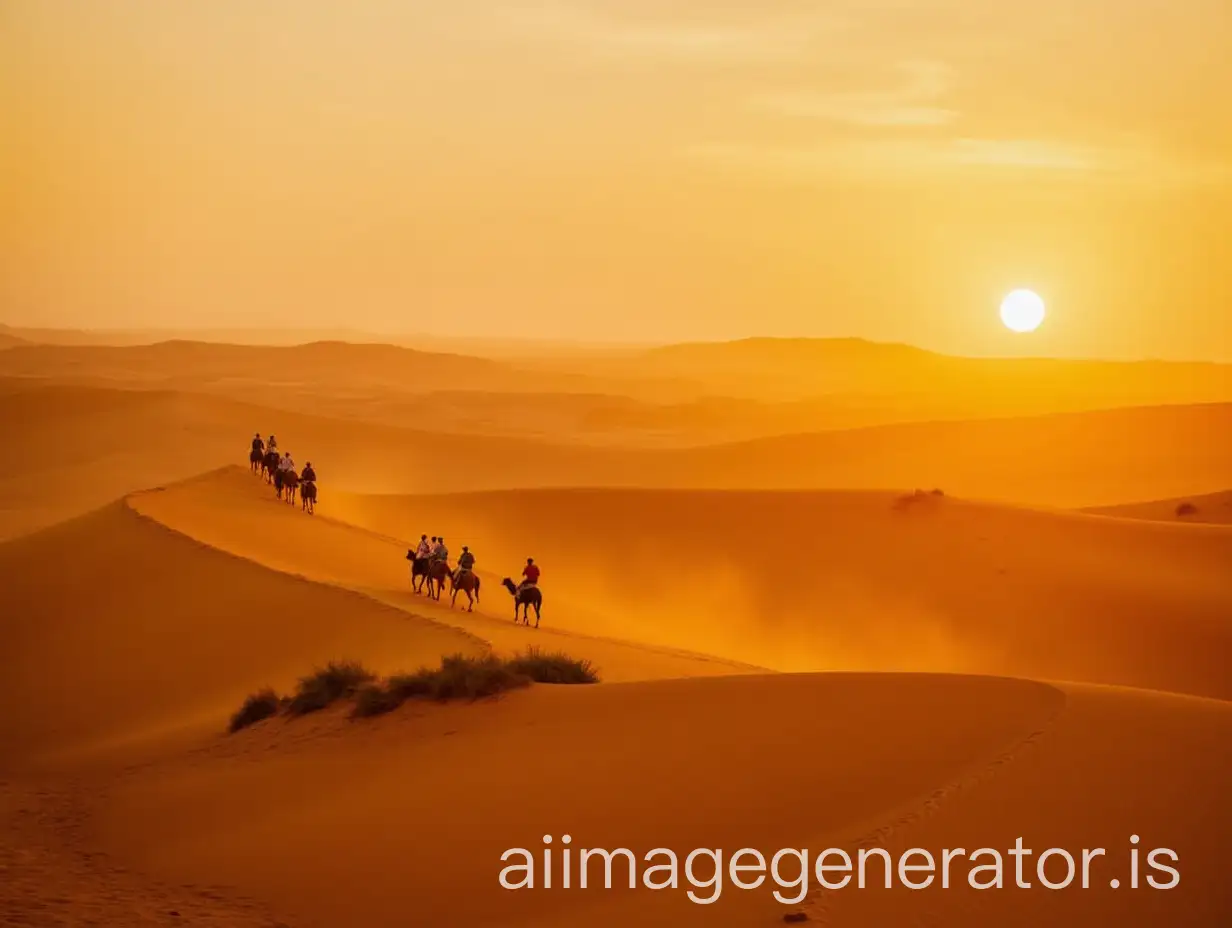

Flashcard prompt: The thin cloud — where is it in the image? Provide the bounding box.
[496,5,845,65]
[755,60,958,127]
[684,136,1230,188]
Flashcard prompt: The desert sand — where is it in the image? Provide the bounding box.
[1087,489,1232,525]
[1,336,1229,927]
[4,370,1232,545]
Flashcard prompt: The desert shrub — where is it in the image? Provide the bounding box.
[1175,501,1198,517]
[234,651,597,728]
[287,660,376,716]
[431,653,531,700]
[352,683,404,718]
[351,653,543,718]
[352,668,439,718]
[894,488,946,510]
[229,688,282,733]
[506,647,600,684]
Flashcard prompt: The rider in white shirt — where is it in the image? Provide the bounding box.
[279,452,295,473]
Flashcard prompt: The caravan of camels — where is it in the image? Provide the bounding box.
[247,432,542,623]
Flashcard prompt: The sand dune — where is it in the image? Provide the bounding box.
[5,335,1232,447]
[657,401,1232,507]
[565,337,1232,408]
[2,347,1229,925]
[0,500,483,770]
[0,339,698,404]
[84,674,1231,927]
[1086,489,1232,525]
[117,466,1232,701]
[127,468,763,684]
[330,482,1232,701]
[5,379,1231,529]
[1,467,1228,925]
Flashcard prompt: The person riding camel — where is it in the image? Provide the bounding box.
[517,557,540,594]
[454,546,475,584]
[251,432,264,454]
[434,537,449,563]
[279,451,294,474]
[415,534,432,560]
[301,461,316,484]
[267,434,277,454]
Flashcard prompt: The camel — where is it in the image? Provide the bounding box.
[406,552,432,595]
[501,578,541,627]
[262,449,280,483]
[281,469,300,504]
[301,480,316,514]
[423,559,451,600]
[405,552,451,600]
[449,570,481,612]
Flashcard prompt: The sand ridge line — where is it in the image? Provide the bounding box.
[129,469,768,677]
[119,492,493,656]
[364,586,771,675]
[792,681,1070,925]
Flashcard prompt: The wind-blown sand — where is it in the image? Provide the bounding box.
[2,349,1230,925]
[127,469,761,684]
[327,479,1232,700]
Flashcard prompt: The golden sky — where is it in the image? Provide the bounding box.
[2,0,1230,359]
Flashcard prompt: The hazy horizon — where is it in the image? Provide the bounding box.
[4,320,1232,365]
[3,1,1230,362]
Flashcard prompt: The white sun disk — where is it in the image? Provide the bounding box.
[1000,289,1046,333]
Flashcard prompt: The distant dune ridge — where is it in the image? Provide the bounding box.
[1087,489,1232,525]
[1,336,1230,439]
[0,331,1230,926]
[2,376,1231,545]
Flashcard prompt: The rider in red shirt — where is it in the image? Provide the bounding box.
[520,558,540,591]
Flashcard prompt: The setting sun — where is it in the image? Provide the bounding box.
[1000,289,1046,333]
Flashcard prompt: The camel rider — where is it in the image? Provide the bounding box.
[279,452,294,474]
[455,546,475,583]
[518,557,540,594]
[414,534,431,560]
[267,434,278,454]
[434,537,449,563]
[301,461,317,484]
[428,536,439,557]
[251,433,264,454]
